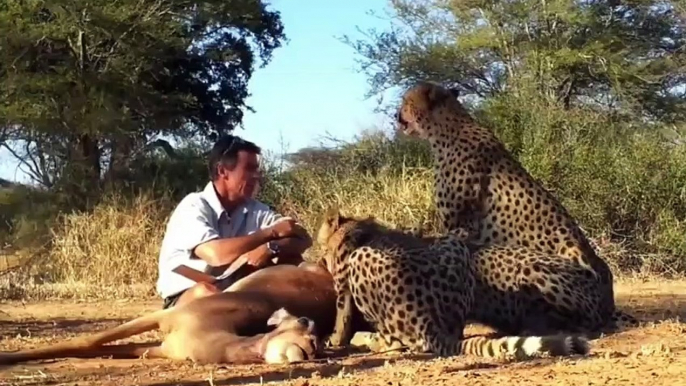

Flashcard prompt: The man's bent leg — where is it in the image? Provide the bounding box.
[277,253,305,266]
[211,255,309,294]
[162,282,220,309]
[162,291,183,309]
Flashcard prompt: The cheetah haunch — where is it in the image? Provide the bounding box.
[395,81,637,335]
[315,206,590,360]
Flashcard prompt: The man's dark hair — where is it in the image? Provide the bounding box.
[208,134,261,180]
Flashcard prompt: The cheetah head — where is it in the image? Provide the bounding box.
[396,81,466,139]
[316,205,372,249]
[315,205,376,270]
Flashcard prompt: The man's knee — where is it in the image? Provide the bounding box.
[190,282,220,298]
[175,282,220,308]
[280,254,305,266]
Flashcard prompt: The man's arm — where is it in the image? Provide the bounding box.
[194,228,276,267]
[242,232,311,267]
[169,198,280,268]
[272,228,312,264]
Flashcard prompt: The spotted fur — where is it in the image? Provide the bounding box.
[395,81,638,334]
[315,206,590,359]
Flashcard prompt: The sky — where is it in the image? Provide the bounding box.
[0,0,397,184]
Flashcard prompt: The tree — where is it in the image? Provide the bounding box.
[344,0,686,123]
[340,0,686,259]
[0,0,285,200]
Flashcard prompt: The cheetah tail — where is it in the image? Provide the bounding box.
[610,309,640,330]
[458,334,590,359]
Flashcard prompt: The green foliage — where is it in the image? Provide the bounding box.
[281,129,432,178]
[478,90,686,257]
[112,141,209,202]
[345,0,686,122]
[3,0,686,295]
[3,129,686,294]
[0,184,62,251]
[0,0,285,201]
[337,0,686,261]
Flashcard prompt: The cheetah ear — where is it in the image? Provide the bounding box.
[449,87,460,99]
[424,82,453,111]
[323,204,341,229]
[315,255,328,269]
[348,224,375,246]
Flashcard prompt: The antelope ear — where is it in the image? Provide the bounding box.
[267,307,293,326]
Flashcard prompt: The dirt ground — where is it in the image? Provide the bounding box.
[0,280,684,386]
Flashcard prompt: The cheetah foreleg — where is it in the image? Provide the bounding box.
[365,333,405,353]
[327,291,355,347]
[438,169,489,243]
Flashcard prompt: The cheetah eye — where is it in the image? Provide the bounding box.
[396,110,408,126]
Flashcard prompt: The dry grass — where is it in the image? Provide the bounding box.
[46,193,167,287]
[0,167,440,300]
[274,168,438,259]
[0,193,166,301]
[0,161,682,301]
[0,127,683,301]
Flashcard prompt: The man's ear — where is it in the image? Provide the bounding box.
[267,307,292,326]
[216,161,237,179]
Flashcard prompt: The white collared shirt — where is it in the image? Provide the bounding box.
[155,182,284,299]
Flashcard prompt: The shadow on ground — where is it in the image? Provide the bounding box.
[620,293,686,323]
[143,356,501,386]
[0,318,128,340]
[139,345,588,386]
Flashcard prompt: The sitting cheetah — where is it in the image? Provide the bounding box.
[315,206,589,359]
[395,81,637,334]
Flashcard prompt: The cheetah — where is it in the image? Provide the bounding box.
[398,224,612,337]
[315,206,589,359]
[395,81,638,334]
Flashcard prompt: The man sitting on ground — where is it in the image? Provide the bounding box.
[156,134,312,309]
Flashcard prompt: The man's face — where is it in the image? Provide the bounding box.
[218,150,262,200]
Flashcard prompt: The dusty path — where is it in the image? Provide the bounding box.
[0,280,684,386]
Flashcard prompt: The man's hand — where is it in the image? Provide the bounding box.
[244,245,274,268]
[268,217,308,240]
[242,217,311,268]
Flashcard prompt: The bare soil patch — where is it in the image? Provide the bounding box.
[0,280,684,386]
